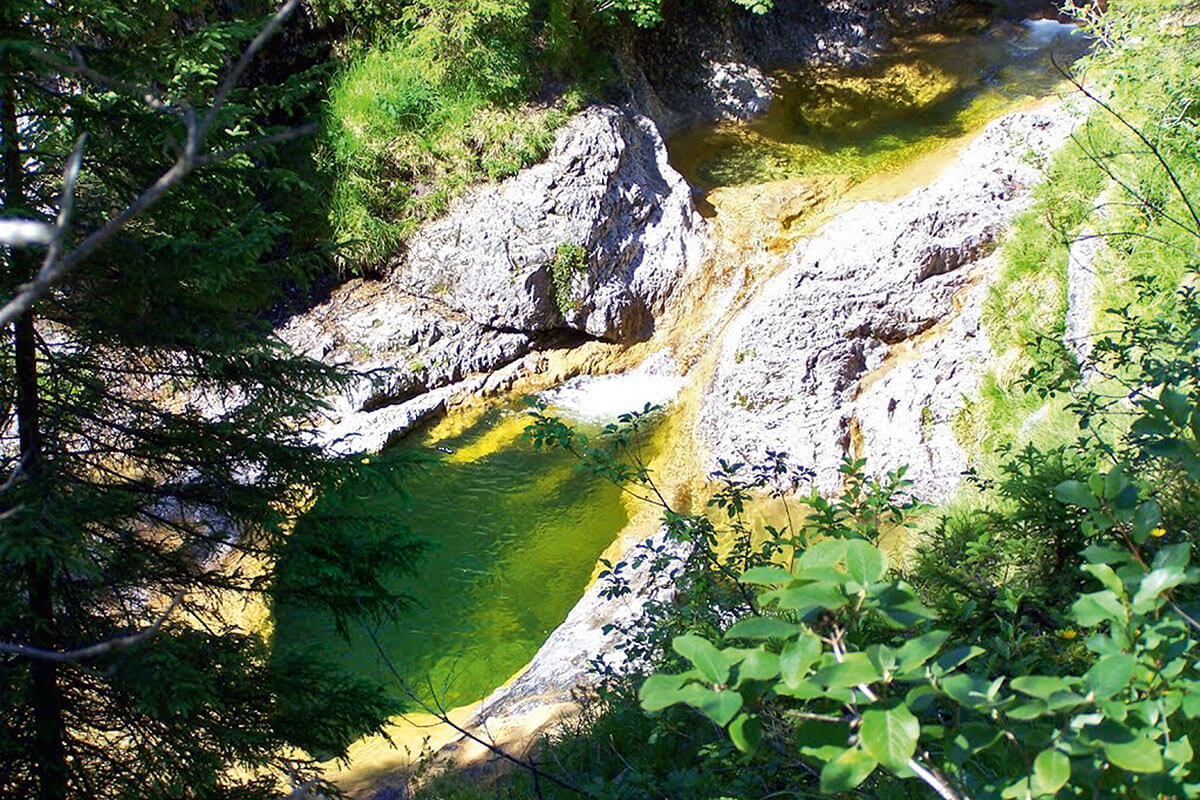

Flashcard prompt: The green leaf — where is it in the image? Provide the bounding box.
[1006,699,1049,720]
[799,539,848,569]
[1132,500,1162,542]
[1011,675,1076,700]
[1103,464,1128,500]
[866,644,898,676]
[1132,565,1188,614]
[1055,480,1098,509]
[871,582,937,627]
[941,673,997,710]
[779,632,823,688]
[1103,738,1163,773]
[811,653,881,690]
[1162,387,1191,426]
[677,684,743,727]
[1085,654,1135,700]
[819,747,878,793]
[931,645,984,675]
[672,634,729,684]
[639,673,688,712]
[1072,591,1128,627]
[1165,735,1193,769]
[723,617,801,640]
[736,648,780,683]
[844,540,887,584]
[895,630,951,676]
[860,705,919,771]
[770,581,847,613]
[729,713,762,754]
[739,566,792,586]
[1032,748,1070,796]
[1082,563,1126,597]
[806,652,883,690]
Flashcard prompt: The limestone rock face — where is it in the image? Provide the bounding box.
[698,104,1078,499]
[278,283,532,453]
[391,106,706,343]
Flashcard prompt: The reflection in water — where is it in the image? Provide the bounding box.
[669,19,1089,191]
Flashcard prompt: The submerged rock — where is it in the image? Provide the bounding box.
[391,106,706,344]
[698,103,1079,499]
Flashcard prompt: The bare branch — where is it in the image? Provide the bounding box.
[0,0,306,331]
[0,591,184,662]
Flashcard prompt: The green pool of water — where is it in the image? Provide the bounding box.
[272,406,629,709]
[670,19,1091,190]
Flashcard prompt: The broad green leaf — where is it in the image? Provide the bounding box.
[1103,738,1163,773]
[844,540,887,584]
[871,582,937,627]
[729,713,762,754]
[811,653,881,690]
[866,644,898,675]
[740,566,792,586]
[799,539,848,569]
[1162,387,1190,426]
[860,705,919,771]
[931,645,984,675]
[723,617,801,640]
[672,634,729,684]
[1032,748,1070,796]
[1085,654,1135,700]
[950,722,1003,759]
[639,673,688,711]
[1082,563,1126,597]
[906,684,938,713]
[1103,465,1128,500]
[779,632,823,688]
[941,673,996,710]
[1054,480,1098,509]
[896,630,951,676]
[1011,675,1076,700]
[736,648,780,683]
[677,684,743,727]
[819,747,877,793]
[771,581,846,613]
[1132,565,1188,613]
[1153,542,1191,571]
[1132,500,1162,542]
[1006,699,1049,720]
[1071,591,1128,627]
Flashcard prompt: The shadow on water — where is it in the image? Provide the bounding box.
[273,405,630,710]
[670,18,1092,191]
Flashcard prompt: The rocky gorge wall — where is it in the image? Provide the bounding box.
[277,4,1093,790]
[280,0,995,454]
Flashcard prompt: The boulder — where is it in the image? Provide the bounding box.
[390,106,706,344]
[697,103,1079,499]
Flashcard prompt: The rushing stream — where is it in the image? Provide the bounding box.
[275,14,1087,717]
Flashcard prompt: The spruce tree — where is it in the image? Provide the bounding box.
[0,2,422,797]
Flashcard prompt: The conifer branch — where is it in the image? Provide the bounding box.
[0,592,184,662]
[0,0,306,331]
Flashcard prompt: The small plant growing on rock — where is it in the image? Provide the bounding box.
[550,242,588,314]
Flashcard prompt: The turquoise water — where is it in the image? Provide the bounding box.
[272,406,629,709]
[670,19,1090,190]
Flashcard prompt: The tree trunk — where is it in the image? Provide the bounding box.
[3,51,69,800]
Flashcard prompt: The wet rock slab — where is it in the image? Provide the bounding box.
[698,102,1080,499]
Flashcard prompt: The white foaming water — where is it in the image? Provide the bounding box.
[1021,18,1079,49]
[540,355,687,423]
